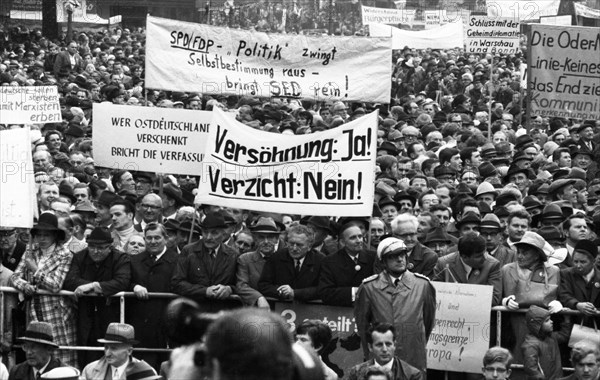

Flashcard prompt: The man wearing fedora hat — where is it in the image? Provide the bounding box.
[63,226,131,368]
[236,216,283,307]
[172,212,239,311]
[81,323,154,380]
[160,183,191,221]
[258,224,324,302]
[10,321,64,380]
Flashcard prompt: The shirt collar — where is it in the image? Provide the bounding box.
[111,358,129,379]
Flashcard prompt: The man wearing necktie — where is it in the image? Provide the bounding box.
[318,221,376,306]
[355,237,436,378]
[128,223,179,370]
[172,212,239,312]
[81,323,153,380]
[8,322,64,380]
[258,224,325,301]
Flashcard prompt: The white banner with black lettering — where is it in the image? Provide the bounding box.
[92,103,211,175]
[529,25,600,120]
[0,86,62,124]
[145,15,392,103]
[196,108,377,216]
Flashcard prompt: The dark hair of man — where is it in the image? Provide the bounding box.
[506,210,531,226]
[205,309,294,380]
[296,320,332,355]
[552,147,570,163]
[422,158,439,174]
[460,147,477,163]
[109,199,135,215]
[111,169,129,192]
[458,232,486,258]
[562,212,587,232]
[367,322,396,345]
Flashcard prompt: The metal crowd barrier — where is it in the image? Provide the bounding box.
[0,287,586,372]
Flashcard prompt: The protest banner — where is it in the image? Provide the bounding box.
[361,5,414,25]
[427,282,493,373]
[274,301,362,371]
[528,25,600,120]
[0,86,62,124]
[0,128,36,228]
[145,15,391,103]
[539,15,573,25]
[466,16,520,54]
[195,108,377,216]
[369,22,464,49]
[487,0,559,21]
[92,103,211,175]
[574,2,600,19]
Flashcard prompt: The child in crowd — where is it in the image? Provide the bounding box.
[521,305,569,380]
[482,346,512,380]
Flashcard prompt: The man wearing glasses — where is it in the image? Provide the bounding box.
[134,194,163,232]
[390,213,438,279]
[355,238,436,377]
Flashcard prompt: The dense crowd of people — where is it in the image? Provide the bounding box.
[1,20,600,380]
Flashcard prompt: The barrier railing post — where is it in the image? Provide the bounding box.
[496,307,501,347]
[120,294,125,323]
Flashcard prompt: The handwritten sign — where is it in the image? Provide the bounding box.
[427,282,493,373]
[466,16,520,54]
[0,128,35,228]
[196,108,377,216]
[0,86,62,124]
[361,5,415,25]
[529,25,600,120]
[487,0,559,21]
[275,301,362,372]
[369,22,464,49]
[145,16,392,103]
[92,104,212,175]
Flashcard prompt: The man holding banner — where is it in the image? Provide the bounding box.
[355,237,436,377]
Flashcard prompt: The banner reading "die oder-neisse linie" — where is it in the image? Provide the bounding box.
[196,108,377,216]
[145,15,392,103]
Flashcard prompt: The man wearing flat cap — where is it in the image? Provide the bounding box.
[9,322,64,380]
[236,216,283,307]
[172,212,238,311]
[355,237,436,376]
[81,323,153,380]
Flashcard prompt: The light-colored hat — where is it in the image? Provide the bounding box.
[377,237,408,260]
[250,216,284,234]
[476,181,497,198]
[40,367,80,380]
[97,323,138,345]
[18,322,59,348]
[513,231,549,262]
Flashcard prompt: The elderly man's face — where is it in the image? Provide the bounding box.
[22,342,52,369]
[201,228,227,250]
[104,343,132,367]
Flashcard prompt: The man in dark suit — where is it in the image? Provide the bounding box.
[171,212,239,312]
[318,223,376,306]
[63,226,131,368]
[345,323,422,380]
[9,322,63,380]
[235,216,283,307]
[433,232,502,306]
[128,223,179,369]
[258,224,324,302]
[53,41,83,78]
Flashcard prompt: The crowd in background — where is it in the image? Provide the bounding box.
[1,21,600,380]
